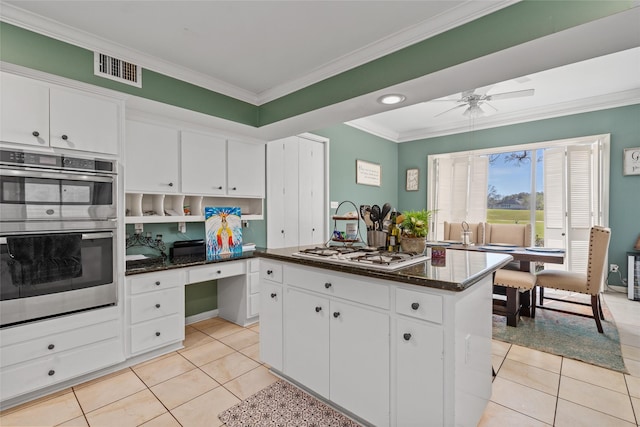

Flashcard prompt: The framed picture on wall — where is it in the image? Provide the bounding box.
[406,168,419,191]
[623,147,640,176]
[356,160,381,186]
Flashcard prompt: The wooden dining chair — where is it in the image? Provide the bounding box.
[443,221,484,244]
[533,226,611,333]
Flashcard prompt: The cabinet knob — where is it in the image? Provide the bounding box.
[315,306,322,313]
[281,230,284,234]
[61,134,68,140]
[270,293,277,298]
[155,304,161,308]
[48,370,55,376]
[267,269,273,275]
[333,312,340,318]
[155,332,161,337]
[155,281,161,286]
[231,187,237,191]
[32,131,40,137]
[312,228,315,232]
[217,186,223,190]
[411,302,420,310]
[403,333,412,341]
[217,270,222,274]
[324,282,332,289]
[168,182,174,187]
[47,344,55,350]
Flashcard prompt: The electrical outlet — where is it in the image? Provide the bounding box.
[609,264,619,273]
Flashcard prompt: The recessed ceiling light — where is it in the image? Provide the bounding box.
[377,94,406,105]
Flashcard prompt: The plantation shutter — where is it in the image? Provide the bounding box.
[467,155,488,223]
[566,144,594,273]
[543,147,567,270]
[433,157,452,239]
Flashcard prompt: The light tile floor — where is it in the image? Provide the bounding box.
[1,291,638,427]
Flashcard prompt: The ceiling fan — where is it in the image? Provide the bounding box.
[433,87,535,118]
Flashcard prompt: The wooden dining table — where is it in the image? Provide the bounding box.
[441,242,565,325]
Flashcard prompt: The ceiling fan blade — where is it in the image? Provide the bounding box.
[463,104,484,117]
[434,103,467,117]
[484,101,498,112]
[486,88,535,100]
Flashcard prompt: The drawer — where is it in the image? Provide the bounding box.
[248,272,260,294]
[128,270,183,295]
[130,314,184,354]
[261,261,282,283]
[1,319,120,368]
[188,260,245,283]
[0,337,123,400]
[129,287,184,325]
[248,293,260,318]
[395,288,443,324]
[286,265,390,309]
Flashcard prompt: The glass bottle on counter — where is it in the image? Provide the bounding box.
[387,209,400,252]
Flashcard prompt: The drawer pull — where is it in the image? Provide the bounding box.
[217,186,223,190]
[324,282,332,289]
[403,333,412,341]
[270,293,277,298]
[217,270,222,274]
[155,281,161,286]
[411,302,420,310]
[333,312,340,318]
[315,306,322,313]
[155,304,161,308]
[32,131,40,137]
[61,134,68,141]
[48,370,55,376]
[47,344,55,350]
[155,332,161,337]
[267,269,273,275]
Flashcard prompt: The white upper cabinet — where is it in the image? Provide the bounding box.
[125,120,179,193]
[181,131,226,195]
[1,73,50,147]
[1,72,120,155]
[227,139,265,198]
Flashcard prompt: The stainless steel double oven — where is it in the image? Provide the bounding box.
[0,148,118,328]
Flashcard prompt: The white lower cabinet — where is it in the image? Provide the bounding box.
[282,272,390,427]
[0,307,123,402]
[217,259,259,326]
[126,270,185,356]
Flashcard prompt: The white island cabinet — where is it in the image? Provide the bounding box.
[258,250,507,427]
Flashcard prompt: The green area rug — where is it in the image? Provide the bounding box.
[492,303,627,373]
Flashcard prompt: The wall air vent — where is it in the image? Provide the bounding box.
[94,52,142,88]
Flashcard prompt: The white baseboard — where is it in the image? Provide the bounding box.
[185,309,219,325]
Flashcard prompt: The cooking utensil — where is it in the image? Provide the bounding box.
[360,205,373,231]
[380,203,391,230]
[370,205,381,230]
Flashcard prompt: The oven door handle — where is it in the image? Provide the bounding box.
[0,232,113,244]
[0,168,114,183]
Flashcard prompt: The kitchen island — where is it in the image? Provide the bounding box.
[257,247,512,427]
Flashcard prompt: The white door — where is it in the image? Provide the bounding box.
[0,73,50,147]
[50,87,119,155]
[298,137,325,246]
[330,300,389,427]
[181,131,226,195]
[259,282,283,371]
[227,139,265,197]
[284,288,329,397]
[125,120,179,193]
[396,318,444,426]
[266,138,299,248]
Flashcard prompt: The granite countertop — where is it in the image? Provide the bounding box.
[126,246,513,292]
[256,246,513,292]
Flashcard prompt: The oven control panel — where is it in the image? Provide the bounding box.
[0,149,114,173]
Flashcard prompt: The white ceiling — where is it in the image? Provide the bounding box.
[2,1,639,142]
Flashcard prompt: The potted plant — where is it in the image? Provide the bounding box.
[398,209,432,253]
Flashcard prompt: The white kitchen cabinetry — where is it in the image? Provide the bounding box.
[1,72,121,155]
[218,259,259,326]
[259,261,283,371]
[126,270,185,356]
[0,307,123,402]
[267,134,327,248]
[124,121,265,223]
[280,265,390,427]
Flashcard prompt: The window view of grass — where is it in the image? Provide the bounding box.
[487,209,544,240]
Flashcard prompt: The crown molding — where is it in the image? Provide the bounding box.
[1,1,517,106]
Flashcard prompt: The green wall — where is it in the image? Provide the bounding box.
[397,104,640,280]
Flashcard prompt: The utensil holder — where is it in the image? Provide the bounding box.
[367,230,387,248]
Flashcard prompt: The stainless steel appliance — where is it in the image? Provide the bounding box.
[0,149,118,328]
[293,246,428,271]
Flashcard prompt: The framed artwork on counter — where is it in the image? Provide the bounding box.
[623,147,640,176]
[406,168,419,191]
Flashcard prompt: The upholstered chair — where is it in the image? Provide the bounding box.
[443,221,484,244]
[534,226,611,333]
[484,223,532,247]
[493,269,537,327]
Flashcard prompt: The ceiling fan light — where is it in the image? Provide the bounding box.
[377,94,406,105]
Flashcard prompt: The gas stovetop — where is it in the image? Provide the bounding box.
[292,246,428,271]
